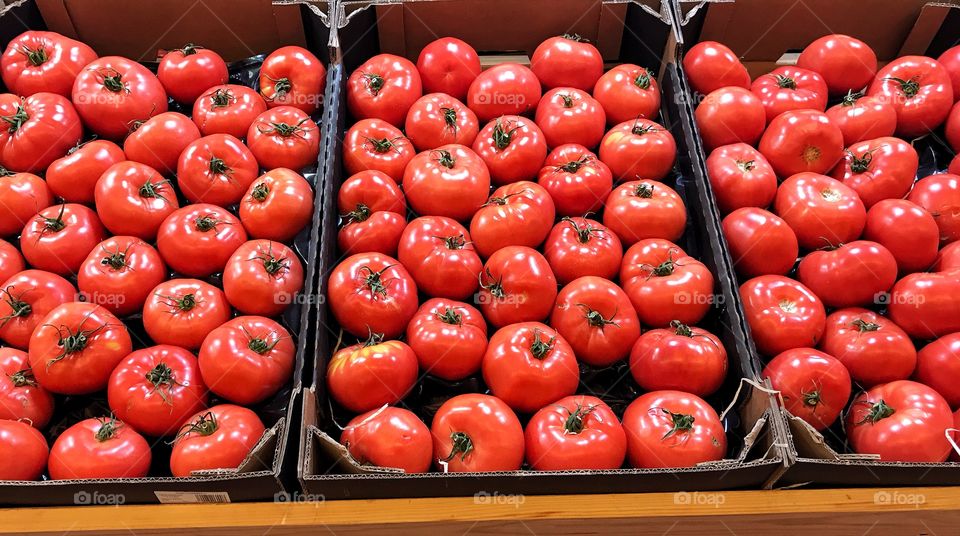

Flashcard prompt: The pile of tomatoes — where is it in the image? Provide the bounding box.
[325,36,735,474]
[687,35,960,463]
[0,31,323,481]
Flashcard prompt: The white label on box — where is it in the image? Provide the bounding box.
[154,491,232,504]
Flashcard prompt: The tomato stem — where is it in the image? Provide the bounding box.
[95,415,123,442]
[633,70,652,90]
[852,318,881,332]
[195,214,226,232]
[848,151,874,174]
[774,74,797,90]
[557,155,591,173]
[360,265,394,298]
[478,268,505,299]
[563,403,597,435]
[634,183,654,198]
[172,411,219,443]
[840,89,865,107]
[362,72,385,96]
[492,118,518,151]
[630,120,659,136]
[208,156,231,176]
[561,33,587,42]
[20,45,47,66]
[441,234,467,250]
[441,107,459,135]
[40,204,67,234]
[365,136,398,154]
[178,43,202,56]
[432,149,456,169]
[885,76,920,98]
[45,321,110,368]
[0,287,31,326]
[1,103,29,134]
[661,409,695,439]
[362,329,385,347]
[96,68,127,93]
[344,203,371,223]
[210,88,235,108]
[441,431,474,462]
[8,368,37,388]
[436,307,463,326]
[671,320,694,337]
[736,159,756,173]
[139,177,173,202]
[248,242,289,276]
[560,93,575,108]
[262,117,310,138]
[857,399,895,424]
[802,388,822,408]
[145,362,181,406]
[576,303,620,329]
[529,328,556,360]
[562,216,599,243]
[250,182,270,202]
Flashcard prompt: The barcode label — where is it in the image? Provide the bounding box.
[154,491,232,504]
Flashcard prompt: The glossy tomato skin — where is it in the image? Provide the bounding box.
[593,64,660,125]
[123,112,201,175]
[622,390,726,468]
[830,136,918,208]
[397,216,482,300]
[78,236,166,317]
[431,393,524,472]
[0,92,82,173]
[416,38,481,100]
[404,93,479,151]
[246,106,321,170]
[466,63,541,122]
[722,208,798,278]
[907,173,960,245]
[534,87,606,149]
[0,270,76,350]
[761,348,851,430]
[551,277,640,367]
[403,143,490,221]
[338,170,406,215]
[0,420,47,480]
[338,209,406,257]
[406,298,487,381]
[947,102,960,152]
[341,407,432,473]
[343,119,415,183]
[49,417,151,479]
[477,247,558,328]
[240,168,314,242]
[682,41,750,95]
[0,239,23,284]
[915,333,960,407]
[222,240,304,317]
[142,279,231,350]
[864,199,940,274]
[888,271,960,340]
[543,217,622,285]
[696,87,766,151]
[95,161,179,240]
[1,31,96,96]
[328,339,418,413]
[0,172,51,237]
[621,239,713,327]
[347,53,422,127]
[935,241,960,272]
[472,116,547,185]
[199,316,294,405]
[706,143,777,215]
[71,56,168,140]
[773,172,866,251]
[537,144,613,216]
[107,345,208,437]
[156,204,247,278]
[169,405,265,477]
[525,395,626,470]
[192,85,268,138]
[750,66,828,123]
[258,46,325,114]
[868,56,953,138]
[603,180,686,246]
[759,110,844,177]
[797,35,877,95]
[470,181,555,258]
[531,36,603,91]
[819,308,916,387]
[825,93,897,146]
[846,380,953,462]
[629,323,727,397]
[740,275,826,357]
[0,348,54,428]
[599,119,676,181]
[797,241,898,308]
[46,140,125,204]
[328,253,418,339]
[157,45,229,105]
[20,203,106,276]
[939,45,960,102]
[177,134,259,206]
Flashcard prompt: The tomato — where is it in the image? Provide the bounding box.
[402,144,490,221]
[222,240,304,317]
[28,302,131,394]
[49,416,151,479]
[142,279,231,350]
[1,31,96,97]
[0,239,23,284]
[0,420,47,480]
[750,66,829,122]
[328,253,418,339]
[951,154,960,176]
[338,170,406,215]
[825,91,897,146]
[819,308,916,387]
[846,380,952,462]
[525,395,626,470]
[830,136,918,209]
[599,118,676,181]
[888,271,960,340]
[907,173,960,245]
[537,144,612,216]
[343,119,415,182]
[864,199,939,274]
[156,204,247,277]
[534,87,605,149]
[620,239,713,327]
[467,63,542,121]
[199,316,294,405]
[71,56,168,140]
[240,168,314,242]
[328,335,418,413]
[915,333,960,407]
[246,106,321,170]
[341,406,432,473]
[758,110,844,177]
[477,246,557,328]
[761,348,851,431]
[706,143,777,214]
[472,116,547,185]
[95,161,180,240]
[722,208,798,278]
[550,277,640,367]
[108,345,208,437]
[339,209,406,257]
[0,348,53,428]
[169,404,265,477]
[936,241,960,272]
[46,140,125,204]
[404,93,479,151]
[0,270,76,350]
[406,298,487,381]
[630,322,727,397]
[20,204,106,276]
[682,41,750,95]
[177,134,259,206]
[416,37,481,100]
[947,102,960,152]
[797,34,877,96]
[397,216,482,300]
[773,172,866,251]
[157,44,229,105]
[258,46,325,114]
[869,56,953,138]
[347,53,422,127]
[939,45,960,101]
[123,112,201,175]
[78,236,166,317]
[0,171,51,237]
[603,180,686,246]
[431,393,524,472]
[0,92,81,173]
[470,181,555,258]
[797,241,898,308]
[622,390,726,468]
[739,275,826,356]
[695,87,766,151]
[529,35,603,90]
[543,217,622,285]
[593,64,660,125]
[192,85,268,138]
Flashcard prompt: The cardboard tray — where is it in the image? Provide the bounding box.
[297,0,789,500]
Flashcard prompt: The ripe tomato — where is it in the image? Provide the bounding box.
[846,380,952,462]
[864,199,939,274]
[797,241,898,308]
[825,91,897,146]
[328,253,418,339]
[868,56,953,138]
[71,56,168,140]
[0,239,23,284]
[177,134,259,206]
[108,345,208,437]
[629,322,727,397]
[472,116,547,185]
[416,37,481,100]
[603,180,686,245]
[466,63,541,122]
[404,93,479,152]
[939,45,960,101]
[0,92,81,173]
[761,348,851,431]
[78,236,166,317]
[682,41,750,95]
[1,31,96,97]
[406,298,487,381]
[543,217,622,285]
[739,275,826,356]
[199,316,294,405]
[338,170,406,215]
[907,173,960,245]
[157,44,229,105]
[470,181,555,258]
[142,278,231,350]
[347,53,422,127]
[888,271,960,340]
[327,336,418,413]
[0,348,54,428]
[773,172,866,251]
[258,46,325,114]
[706,143,777,214]
[246,106,321,170]
[477,246,557,328]
[123,112,201,175]
[431,393,524,472]
[530,35,603,91]
[0,171,51,237]
[537,144,612,216]
[722,208,798,278]
[402,143,490,221]
[0,270,76,350]
[695,87,766,150]
[947,102,960,152]
[797,34,877,96]
[46,140,125,204]
[551,277,640,367]
[192,85,268,138]
[169,405,265,477]
[28,302,131,394]
[534,87,605,149]
[95,161,179,240]
[819,308,916,387]
[599,118,676,181]
[830,136,918,208]
[343,119,415,182]
[915,333,960,407]
[397,216,482,300]
[341,406,432,473]
[156,204,247,277]
[339,209,406,256]
[240,168,314,242]
[935,241,960,272]
[750,66,828,122]
[525,395,626,470]
[20,204,106,276]
[49,416,151,479]
[0,419,47,480]
[758,110,844,177]
[592,64,661,125]
[222,240,304,317]
[622,390,726,468]
[620,239,713,327]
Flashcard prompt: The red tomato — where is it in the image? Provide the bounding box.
[907,173,960,245]
[543,217,622,285]
[477,246,557,328]
[406,298,487,381]
[431,393,524,472]
[888,271,960,340]
[156,204,247,278]
[935,241,960,272]
[347,53,422,127]
[758,110,844,177]
[947,102,960,152]
[20,204,106,276]
[402,144,490,221]
[819,308,916,387]
[603,180,686,246]
[0,419,47,480]
[192,85,268,138]
[397,216,482,300]
[416,37,481,100]
[695,87,766,150]
[246,106,321,170]
[939,45,960,102]
[49,416,151,479]
[761,348,851,431]
[593,64,661,125]
[142,278,231,350]
[0,348,54,428]
[629,322,727,397]
[339,209,406,257]
[258,46,325,114]
[598,118,676,181]
[169,405,265,477]
[328,336,418,413]
[751,66,828,122]
[797,241,898,308]
[472,115,547,185]
[108,345,208,437]
[864,199,939,274]
[739,275,826,356]
[78,236,166,317]
[530,35,603,91]
[846,380,953,462]
[0,239,23,284]
[706,143,777,214]
[46,140,125,204]
[338,170,406,215]
[773,172,866,251]
[343,119,415,182]
[830,136,918,208]
[240,168,314,242]
[1,31,96,97]
[722,208,799,278]
[328,253,418,339]
[199,316,294,405]
[177,134,259,206]
[222,240,304,317]
[341,407,432,473]
[537,144,612,216]
[0,92,81,173]
[550,277,640,367]
[620,239,713,327]
[123,112,201,175]
[534,87,605,149]
[470,181,555,258]
[0,270,76,350]
[0,171,51,237]
[404,93,479,151]
[797,34,877,95]
[869,56,954,138]
[95,161,179,240]
[71,56,168,140]
[915,333,960,407]
[622,390,726,468]
[682,41,750,95]
[466,63,541,122]
[825,91,897,146]
[525,395,626,470]
[157,44,228,105]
